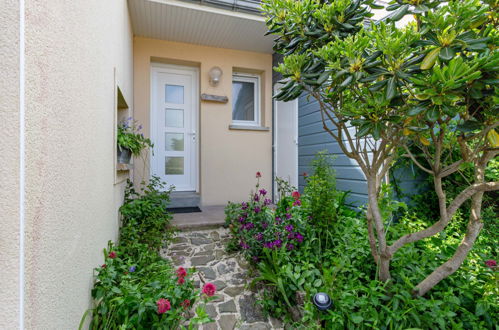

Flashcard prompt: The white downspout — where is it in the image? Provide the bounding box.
[19,0,26,328]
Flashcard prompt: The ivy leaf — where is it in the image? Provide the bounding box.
[351,315,364,324]
[421,48,441,70]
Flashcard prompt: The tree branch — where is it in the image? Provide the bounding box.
[402,144,433,174]
[388,181,499,256]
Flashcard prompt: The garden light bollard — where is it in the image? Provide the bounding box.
[313,292,332,328]
[313,292,332,312]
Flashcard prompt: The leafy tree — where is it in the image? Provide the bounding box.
[264,0,498,295]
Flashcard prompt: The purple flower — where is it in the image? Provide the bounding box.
[287,243,295,251]
[238,216,246,223]
[241,202,248,210]
[295,232,304,243]
[245,222,255,230]
[274,240,283,248]
[285,213,292,220]
[293,200,301,206]
[285,224,294,232]
[286,207,290,212]
[254,194,260,202]
[138,124,143,130]
[264,198,272,206]
[256,233,263,241]
[259,189,267,196]
[263,242,273,249]
[252,256,260,262]
[240,241,250,249]
[254,207,261,214]
[287,232,295,239]
[275,217,282,224]
[129,266,136,273]
[262,222,268,229]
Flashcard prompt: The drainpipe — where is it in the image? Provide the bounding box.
[19,0,26,328]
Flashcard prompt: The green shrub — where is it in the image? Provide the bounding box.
[302,151,355,252]
[119,177,175,254]
[83,177,212,329]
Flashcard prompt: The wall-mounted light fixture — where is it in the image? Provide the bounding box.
[208,66,223,87]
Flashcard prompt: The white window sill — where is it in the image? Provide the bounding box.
[229,124,270,131]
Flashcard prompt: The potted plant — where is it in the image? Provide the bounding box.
[117,118,153,164]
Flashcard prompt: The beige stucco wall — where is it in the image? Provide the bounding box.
[0,0,134,328]
[0,0,20,328]
[134,37,273,206]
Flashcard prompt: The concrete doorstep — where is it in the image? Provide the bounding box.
[171,205,226,230]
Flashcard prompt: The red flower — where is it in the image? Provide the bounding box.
[485,259,497,268]
[108,251,117,259]
[302,172,308,177]
[292,191,300,200]
[256,171,262,178]
[202,282,216,297]
[181,299,191,309]
[176,267,187,278]
[156,298,171,314]
[177,277,185,285]
[101,264,106,268]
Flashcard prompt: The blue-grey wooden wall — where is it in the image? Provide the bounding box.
[298,94,369,207]
[297,94,427,207]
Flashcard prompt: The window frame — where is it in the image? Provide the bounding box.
[231,72,260,127]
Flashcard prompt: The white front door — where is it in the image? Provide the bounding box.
[274,85,298,198]
[151,64,198,191]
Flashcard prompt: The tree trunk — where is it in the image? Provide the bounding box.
[366,205,380,263]
[367,176,391,281]
[413,162,486,296]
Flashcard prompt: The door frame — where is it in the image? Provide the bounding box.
[273,83,298,199]
[150,63,200,192]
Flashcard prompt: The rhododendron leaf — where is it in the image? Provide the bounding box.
[421,48,441,70]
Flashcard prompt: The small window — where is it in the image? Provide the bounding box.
[232,73,260,126]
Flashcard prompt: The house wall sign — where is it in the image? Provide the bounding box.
[200,93,228,103]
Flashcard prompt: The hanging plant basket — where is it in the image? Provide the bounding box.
[117,146,132,164]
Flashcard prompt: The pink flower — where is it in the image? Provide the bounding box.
[293,200,301,206]
[256,172,262,178]
[202,282,216,297]
[101,264,106,268]
[156,298,171,314]
[108,251,117,259]
[178,277,185,285]
[176,267,187,278]
[485,259,497,268]
[292,191,300,200]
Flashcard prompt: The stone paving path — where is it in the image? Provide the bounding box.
[161,228,283,330]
